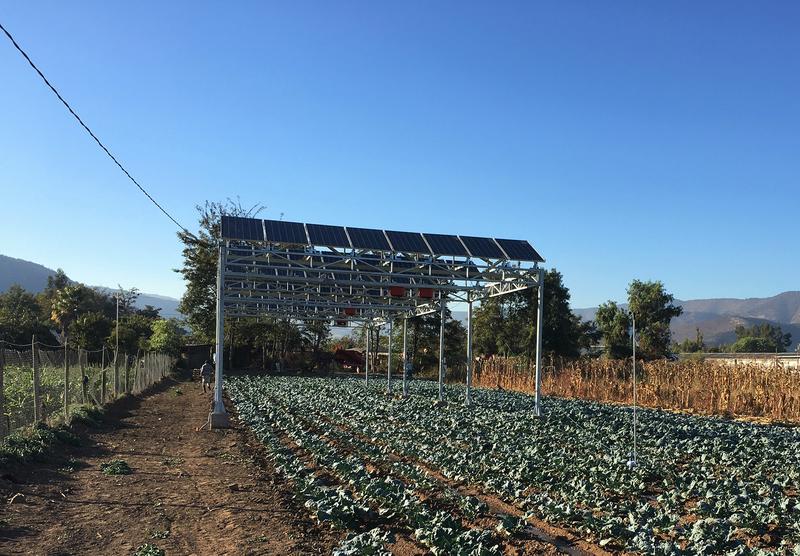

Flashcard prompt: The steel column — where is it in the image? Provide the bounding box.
[402,318,408,397]
[386,319,393,393]
[210,243,229,427]
[365,326,370,386]
[465,300,473,406]
[438,301,446,402]
[534,267,544,417]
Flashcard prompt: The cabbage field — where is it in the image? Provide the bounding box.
[228,376,800,555]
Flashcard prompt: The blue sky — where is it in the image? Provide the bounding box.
[1,1,798,308]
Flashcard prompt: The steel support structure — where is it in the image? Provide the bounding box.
[438,300,446,402]
[401,318,409,397]
[465,300,473,406]
[533,267,545,417]
[209,217,545,427]
[386,319,393,393]
[210,244,230,427]
[365,326,370,386]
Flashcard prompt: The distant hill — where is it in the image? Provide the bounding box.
[0,254,182,319]
[574,291,800,350]
[0,254,58,293]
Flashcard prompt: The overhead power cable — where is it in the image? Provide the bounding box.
[0,22,189,234]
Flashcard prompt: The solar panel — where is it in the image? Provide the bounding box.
[263,219,308,244]
[221,216,264,241]
[422,233,469,257]
[345,227,391,250]
[306,223,350,248]
[459,236,505,259]
[494,238,544,262]
[385,230,430,254]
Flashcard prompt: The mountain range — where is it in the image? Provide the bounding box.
[3,253,798,349]
[0,254,182,319]
[573,292,800,350]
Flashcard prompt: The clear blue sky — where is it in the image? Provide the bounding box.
[1,1,798,308]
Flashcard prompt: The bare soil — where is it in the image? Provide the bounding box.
[0,377,342,555]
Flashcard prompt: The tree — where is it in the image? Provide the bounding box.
[110,313,157,353]
[472,268,592,358]
[50,284,87,341]
[176,199,264,342]
[595,301,631,359]
[732,323,791,353]
[149,319,185,356]
[68,311,112,351]
[0,285,50,344]
[674,327,705,353]
[627,280,683,359]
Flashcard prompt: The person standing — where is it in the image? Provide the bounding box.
[199,360,213,393]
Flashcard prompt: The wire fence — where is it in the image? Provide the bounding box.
[0,340,176,438]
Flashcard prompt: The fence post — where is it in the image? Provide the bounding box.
[64,338,70,421]
[101,346,107,404]
[114,348,120,398]
[32,335,42,422]
[79,349,87,404]
[0,347,6,439]
[124,353,130,394]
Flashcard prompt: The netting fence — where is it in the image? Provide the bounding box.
[0,340,176,438]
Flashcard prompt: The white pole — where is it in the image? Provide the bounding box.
[402,318,409,397]
[386,319,393,393]
[438,301,446,402]
[534,267,545,417]
[466,300,473,406]
[365,326,370,386]
[210,243,229,427]
[631,313,638,467]
[115,293,120,361]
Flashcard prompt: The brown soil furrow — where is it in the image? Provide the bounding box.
[0,377,341,555]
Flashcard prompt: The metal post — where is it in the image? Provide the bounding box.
[631,313,638,467]
[365,326,370,386]
[438,301,446,402]
[402,318,409,398]
[210,243,229,428]
[466,300,473,406]
[534,267,545,417]
[386,319,393,393]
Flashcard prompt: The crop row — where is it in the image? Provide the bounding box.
[230,376,800,555]
[230,379,502,555]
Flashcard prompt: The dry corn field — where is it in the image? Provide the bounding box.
[474,355,800,423]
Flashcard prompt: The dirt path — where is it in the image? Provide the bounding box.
[0,377,342,555]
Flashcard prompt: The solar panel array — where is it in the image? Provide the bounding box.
[220,216,543,262]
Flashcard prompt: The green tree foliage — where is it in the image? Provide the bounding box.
[0,285,51,344]
[731,323,791,353]
[110,313,158,353]
[148,319,185,356]
[68,311,113,350]
[595,301,631,359]
[472,269,591,358]
[597,280,683,360]
[674,327,705,353]
[176,199,263,343]
[627,280,683,359]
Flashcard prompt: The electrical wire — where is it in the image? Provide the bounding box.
[0,22,189,234]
